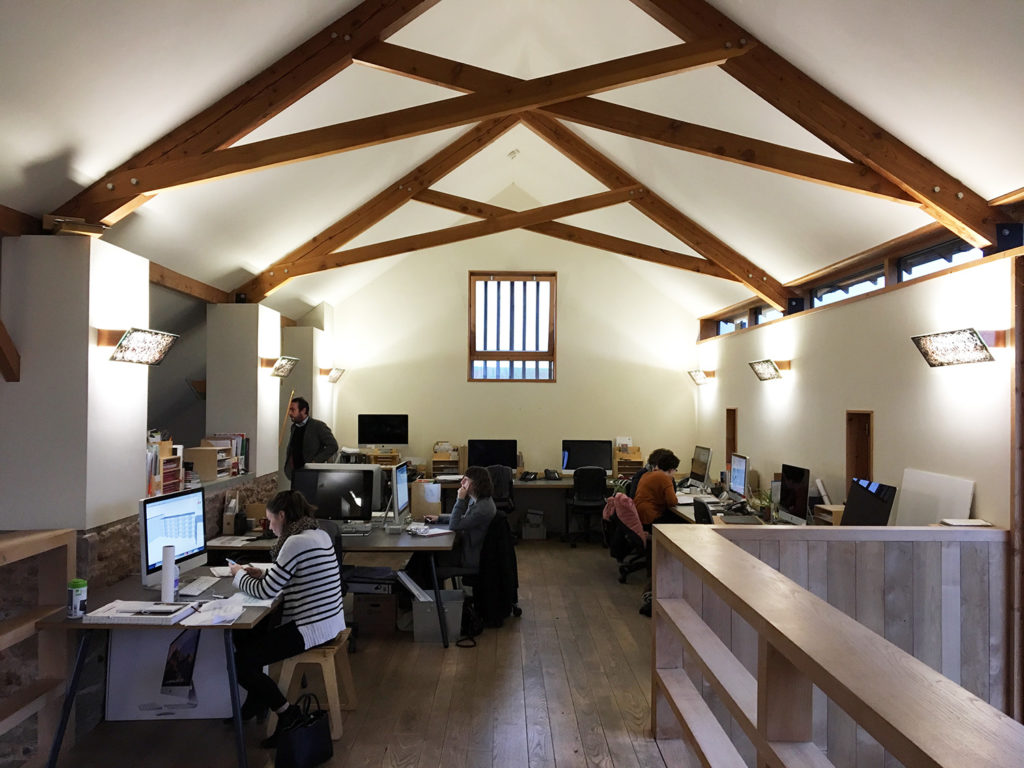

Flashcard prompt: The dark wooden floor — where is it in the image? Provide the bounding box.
[53,539,673,768]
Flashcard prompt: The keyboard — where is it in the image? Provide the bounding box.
[720,514,764,525]
[178,574,220,596]
[339,522,373,536]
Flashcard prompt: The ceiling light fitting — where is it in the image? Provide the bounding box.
[97,328,179,365]
[687,369,715,385]
[320,367,345,383]
[43,214,107,238]
[261,356,299,377]
[749,359,790,381]
[911,328,1005,367]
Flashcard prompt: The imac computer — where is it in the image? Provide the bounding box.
[778,464,811,525]
[467,439,518,469]
[561,439,613,474]
[292,466,375,521]
[139,487,208,589]
[301,463,384,512]
[357,414,409,447]
[388,461,411,522]
[841,478,897,526]
[728,453,749,503]
[686,445,712,489]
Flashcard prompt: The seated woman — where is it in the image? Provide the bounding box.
[632,449,681,616]
[229,489,344,747]
[405,465,496,587]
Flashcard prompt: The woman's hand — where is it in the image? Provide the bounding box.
[423,515,437,524]
[230,563,262,579]
[456,475,471,500]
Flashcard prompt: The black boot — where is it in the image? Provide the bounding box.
[261,704,301,749]
[222,695,267,725]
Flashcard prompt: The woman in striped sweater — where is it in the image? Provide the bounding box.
[229,489,344,747]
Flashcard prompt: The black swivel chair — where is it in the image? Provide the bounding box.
[693,499,714,525]
[565,466,608,547]
[486,464,516,535]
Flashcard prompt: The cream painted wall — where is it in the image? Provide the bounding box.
[329,227,703,470]
[692,259,1012,526]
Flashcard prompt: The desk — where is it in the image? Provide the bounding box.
[210,528,458,648]
[37,569,274,768]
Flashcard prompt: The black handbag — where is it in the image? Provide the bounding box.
[275,693,333,768]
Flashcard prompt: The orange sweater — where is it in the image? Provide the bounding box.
[634,470,677,525]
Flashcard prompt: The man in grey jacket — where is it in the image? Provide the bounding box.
[284,397,338,482]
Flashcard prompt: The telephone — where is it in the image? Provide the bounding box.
[544,469,562,481]
[519,471,537,482]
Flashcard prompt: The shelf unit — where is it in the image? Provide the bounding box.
[366,449,402,467]
[614,447,643,477]
[0,529,75,765]
[182,446,237,483]
[152,455,183,496]
[430,447,465,478]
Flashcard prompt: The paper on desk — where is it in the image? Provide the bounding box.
[434,475,462,482]
[407,524,450,537]
[208,535,253,547]
[180,593,273,625]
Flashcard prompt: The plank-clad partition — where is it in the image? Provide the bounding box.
[651,525,1021,768]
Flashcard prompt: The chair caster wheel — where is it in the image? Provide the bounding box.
[512,606,522,617]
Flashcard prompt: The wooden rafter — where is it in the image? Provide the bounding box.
[0,318,19,382]
[0,204,42,237]
[235,116,520,302]
[523,113,794,309]
[630,0,999,247]
[358,42,913,204]
[254,186,647,295]
[150,262,231,304]
[55,0,442,225]
[414,188,736,281]
[71,37,754,203]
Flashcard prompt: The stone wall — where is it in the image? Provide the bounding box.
[0,471,279,767]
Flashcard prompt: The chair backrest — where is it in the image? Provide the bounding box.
[574,466,608,501]
[693,499,713,525]
[627,467,649,498]
[486,464,514,505]
[315,518,347,593]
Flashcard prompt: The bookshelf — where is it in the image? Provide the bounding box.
[431,446,465,478]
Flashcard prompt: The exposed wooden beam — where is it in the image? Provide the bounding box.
[55,0,441,225]
[234,116,520,302]
[149,262,231,304]
[414,188,736,281]
[0,204,42,237]
[629,0,999,247]
[77,37,754,202]
[0,318,20,382]
[358,42,913,204]
[524,112,793,309]
[249,185,647,297]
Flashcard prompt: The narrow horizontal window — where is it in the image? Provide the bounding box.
[900,240,982,282]
[813,266,884,308]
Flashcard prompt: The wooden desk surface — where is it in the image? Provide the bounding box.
[209,528,455,554]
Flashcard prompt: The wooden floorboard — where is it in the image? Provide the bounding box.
[51,539,667,768]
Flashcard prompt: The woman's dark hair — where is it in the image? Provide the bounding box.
[464,466,494,499]
[647,448,669,467]
[652,449,680,472]
[266,489,317,524]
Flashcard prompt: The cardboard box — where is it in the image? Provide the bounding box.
[522,523,547,540]
[412,590,463,643]
[354,593,397,636]
[410,481,442,521]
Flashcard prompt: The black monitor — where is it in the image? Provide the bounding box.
[357,414,408,445]
[688,445,712,486]
[778,464,811,525]
[841,478,897,526]
[292,467,374,521]
[561,439,613,471]
[467,439,518,469]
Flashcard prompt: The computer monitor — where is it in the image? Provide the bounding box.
[302,463,385,512]
[688,445,712,487]
[728,453,748,502]
[139,487,208,589]
[778,463,811,525]
[390,461,411,521]
[293,466,375,520]
[467,439,518,469]
[841,478,897,526]
[357,414,408,446]
[561,439,613,472]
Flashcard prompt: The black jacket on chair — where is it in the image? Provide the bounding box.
[468,511,519,628]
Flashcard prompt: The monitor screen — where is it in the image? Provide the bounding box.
[728,453,748,500]
[778,464,811,525]
[393,462,410,517]
[139,487,207,589]
[842,478,897,526]
[467,439,518,469]
[293,467,375,520]
[689,445,712,484]
[561,439,613,471]
[357,414,409,445]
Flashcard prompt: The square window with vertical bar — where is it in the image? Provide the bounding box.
[469,271,556,382]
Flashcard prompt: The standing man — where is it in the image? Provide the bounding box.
[284,396,339,482]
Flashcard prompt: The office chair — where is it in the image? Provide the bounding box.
[486,464,517,535]
[565,466,608,547]
[461,510,522,627]
[602,502,648,583]
[693,499,714,525]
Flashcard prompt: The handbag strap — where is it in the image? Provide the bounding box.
[294,692,323,715]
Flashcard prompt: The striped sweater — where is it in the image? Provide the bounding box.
[233,528,344,648]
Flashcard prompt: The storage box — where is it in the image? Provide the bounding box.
[354,593,397,636]
[412,590,463,644]
[523,509,546,539]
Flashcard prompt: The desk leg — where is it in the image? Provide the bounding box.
[427,554,449,648]
[223,629,249,768]
[46,629,91,768]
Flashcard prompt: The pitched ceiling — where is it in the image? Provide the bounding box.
[1,0,1021,322]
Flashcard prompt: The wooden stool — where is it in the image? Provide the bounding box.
[267,627,355,741]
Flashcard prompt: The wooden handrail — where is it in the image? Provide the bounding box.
[653,525,1024,767]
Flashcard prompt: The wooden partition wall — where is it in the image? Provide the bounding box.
[652,525,1018,767]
